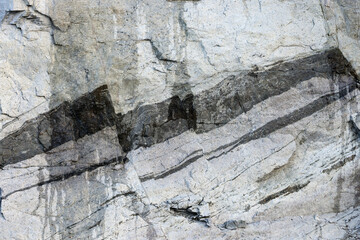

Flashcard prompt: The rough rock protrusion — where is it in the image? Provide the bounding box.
[220,220,246,230]
[167,194,210,226]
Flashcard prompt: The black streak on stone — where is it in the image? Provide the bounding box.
[140,81,356,182]
[2,156,124,201]
[116,49,355,154]
[100,191,136,208]
[0,188,5,220]
[116,94,196,152]
[0,48,358,168]
[87,220,102,230]
[195,48,359,133]
[207,82,357,161]
[258,182,310,205]
[322,154,356,174]
[350,118,360,138]
[140,150,203,182]
[0,85,116,167]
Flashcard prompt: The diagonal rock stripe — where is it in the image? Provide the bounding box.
[138,81,357,182]
[116,48,358,150]
[0,48,358,168]
[0,85,117,167]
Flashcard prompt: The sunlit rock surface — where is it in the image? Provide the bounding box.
[0,0,360,239]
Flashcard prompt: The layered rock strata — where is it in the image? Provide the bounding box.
[1,0,360,239]
[1,48,360,239]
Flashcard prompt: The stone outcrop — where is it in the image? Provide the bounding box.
[0,0,360,239]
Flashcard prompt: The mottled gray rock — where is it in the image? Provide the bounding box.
[221,219,247,230]
[1,0,360,239]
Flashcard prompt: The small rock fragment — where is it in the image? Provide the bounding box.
[221,220,246,230]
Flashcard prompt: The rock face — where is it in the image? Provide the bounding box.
[0,0,360,239]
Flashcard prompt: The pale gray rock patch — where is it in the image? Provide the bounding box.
[0,0,12,22]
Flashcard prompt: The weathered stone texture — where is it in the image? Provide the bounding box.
[0,0,360,239]
[0,0,12,21]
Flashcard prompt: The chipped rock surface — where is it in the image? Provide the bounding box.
[0,0,360,239]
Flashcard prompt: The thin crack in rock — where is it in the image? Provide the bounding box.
[0,188,5,220]
[2,156,125,200]
[258,182,310,205]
